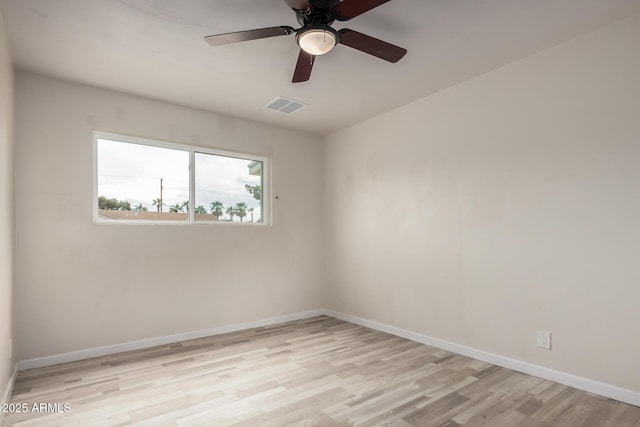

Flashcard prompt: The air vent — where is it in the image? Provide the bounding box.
[264,96,307,114]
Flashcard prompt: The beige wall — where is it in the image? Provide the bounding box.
[14,72,325,360]
[324,14,640,392]
[0,9,15,403]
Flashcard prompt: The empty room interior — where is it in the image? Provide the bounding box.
[1,0,640,425]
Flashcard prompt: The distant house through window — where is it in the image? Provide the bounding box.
[93,132,268,224]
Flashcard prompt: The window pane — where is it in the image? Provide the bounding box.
[97,139,190,221]
[195,152,262,223]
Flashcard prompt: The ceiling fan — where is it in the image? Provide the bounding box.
[204,0,407,83]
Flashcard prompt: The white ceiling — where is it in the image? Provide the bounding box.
[1,0,639,135]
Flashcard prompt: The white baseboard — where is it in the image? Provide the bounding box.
[1,363,18,424]
[320,309,640,408]
[18,310,323,371]
[15,308,640,407]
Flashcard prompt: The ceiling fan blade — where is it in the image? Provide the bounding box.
[204,26,295,46]
[292,49,315,83]
[338,29,406,63]
[282,0,311,11]
[335,0,391,21]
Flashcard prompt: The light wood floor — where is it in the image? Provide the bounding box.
[4,316,640,426]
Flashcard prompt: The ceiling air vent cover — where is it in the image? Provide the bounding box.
[264,96,307,114]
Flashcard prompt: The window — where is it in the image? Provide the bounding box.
[94,132,268,224]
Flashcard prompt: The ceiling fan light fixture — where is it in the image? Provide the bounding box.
[297,26,338,55]
[203,1,407,83]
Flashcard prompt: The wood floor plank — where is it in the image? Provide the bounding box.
[4,316,639,426]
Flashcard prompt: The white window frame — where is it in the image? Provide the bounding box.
[92,131,270,226]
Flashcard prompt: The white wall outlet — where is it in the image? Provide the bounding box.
[537,331,551,350]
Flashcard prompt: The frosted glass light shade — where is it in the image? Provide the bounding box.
[298,29,337,55]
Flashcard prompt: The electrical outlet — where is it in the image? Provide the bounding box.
[537,331,551,350]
